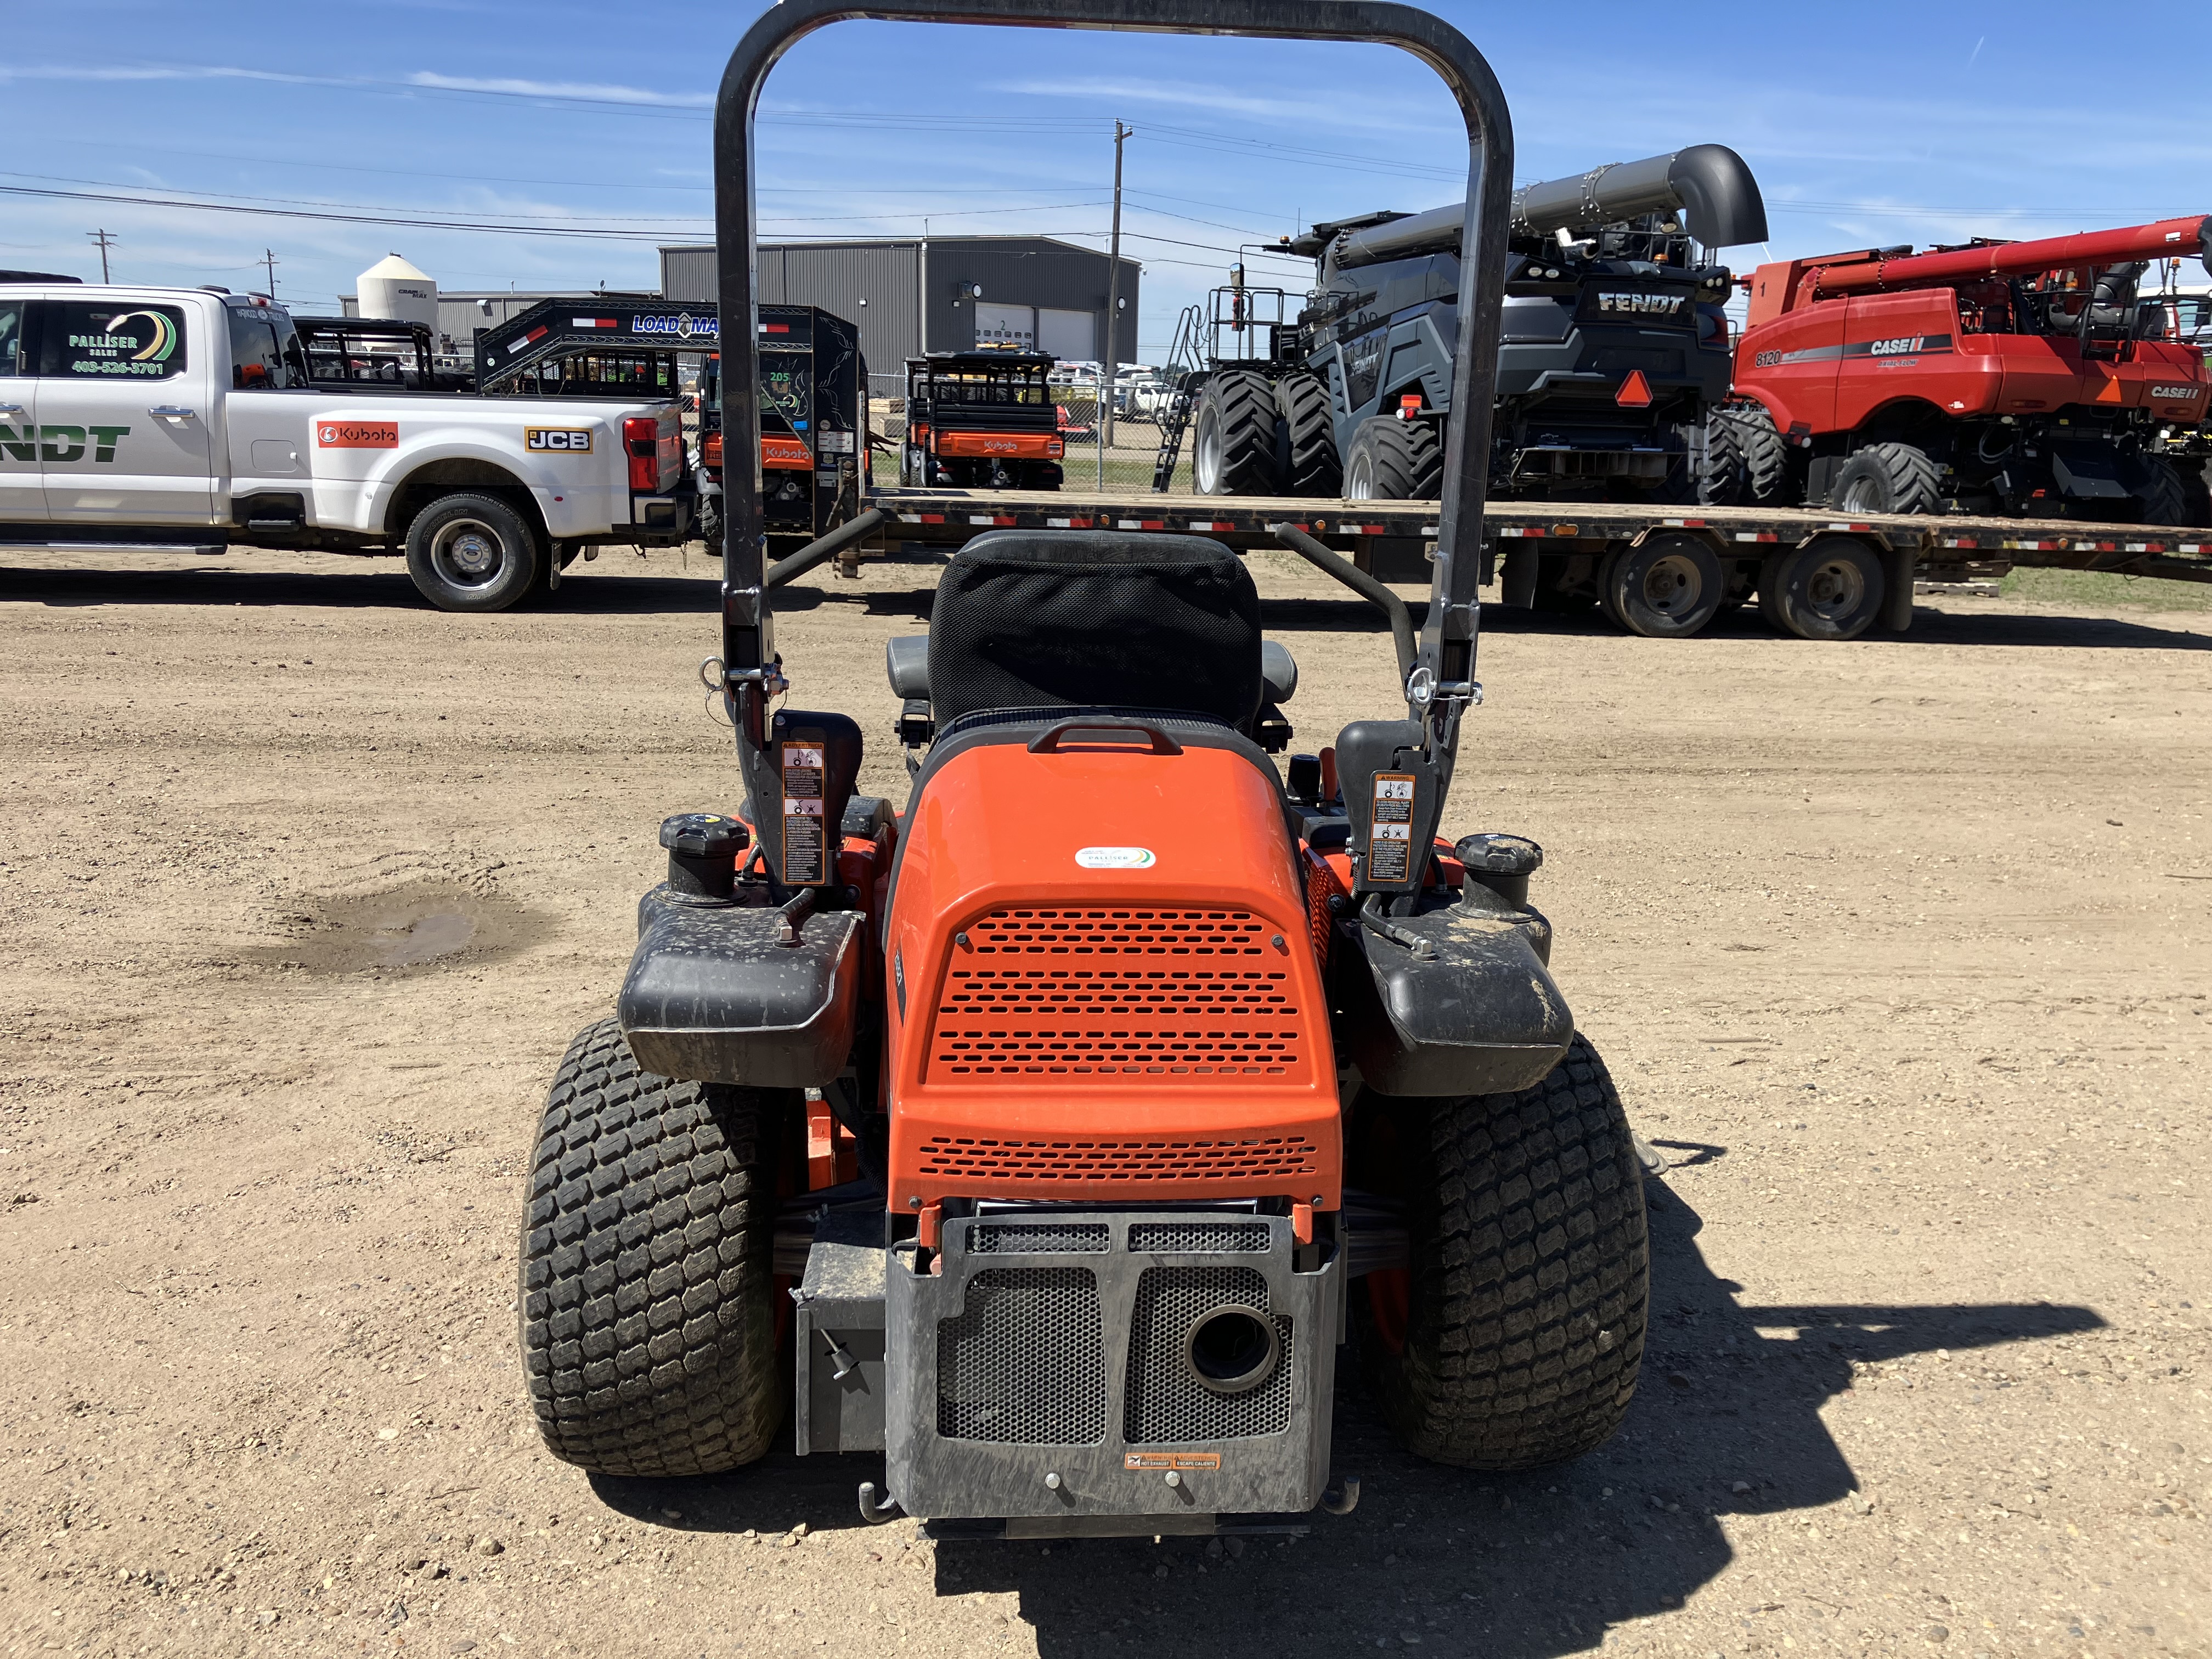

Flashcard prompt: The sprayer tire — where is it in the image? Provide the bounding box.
[1344,415,1444,501]
[1193,369,1282,496]
[1832,442,1941,516]
[1360,1033,1650,1470]
[1276,370,1341,496]
[520,1019,786,1477]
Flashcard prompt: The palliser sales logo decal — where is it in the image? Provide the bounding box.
[525,426,594,452]
[317,421,398,449]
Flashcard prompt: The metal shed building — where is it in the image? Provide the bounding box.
[659,236,1139,380]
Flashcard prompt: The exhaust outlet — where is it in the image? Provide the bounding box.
[1184,1306,1282,1396]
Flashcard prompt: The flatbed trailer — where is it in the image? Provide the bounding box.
[855,484,2212,639]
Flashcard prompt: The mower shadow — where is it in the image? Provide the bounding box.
[928,1183,2102,1659]
[585,1187,2101,1658]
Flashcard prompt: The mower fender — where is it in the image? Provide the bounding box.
[1331,889,1571,1097]
[618,886,863,1088]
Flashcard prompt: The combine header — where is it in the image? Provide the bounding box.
[1712,216,2212,522]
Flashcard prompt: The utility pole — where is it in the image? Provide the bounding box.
[88,228,116,283]
[261,249,279,297]
[1099,120,1129,488]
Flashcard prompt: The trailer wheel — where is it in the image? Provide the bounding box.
[520,1018,786,1477]
[1831,442,1940,515]
[1344,416,1443,501]
[1358,1034,1649,1471]
[404,492,541,612]
[2134,456,2189,526]
[1758,535,1887,641]
[1602,532,1725,638]
[1193,369,1282,495]
[1276,370,1341,496]
[1698,405,1791,506]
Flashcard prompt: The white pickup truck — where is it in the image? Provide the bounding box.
[0,282,692,611]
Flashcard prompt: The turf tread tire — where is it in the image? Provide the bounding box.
[1345,415,1443,501]
[1831,441,1940,515]
[1275,370,1341,496]
[1364,1033,1649,1470]
[520,1018,783,1477]
[1194,369,1282,496]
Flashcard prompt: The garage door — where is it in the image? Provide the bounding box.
[974,302,1035,349]
[1037,308,1096,364]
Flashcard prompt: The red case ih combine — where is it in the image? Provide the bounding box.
[519,0,1657,1539]
[1711,217,2212,523]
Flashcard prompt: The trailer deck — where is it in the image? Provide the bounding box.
[861,484,2212,583]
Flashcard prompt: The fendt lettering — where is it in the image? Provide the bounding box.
[1596,292,1685,315]
[1,424,130,463]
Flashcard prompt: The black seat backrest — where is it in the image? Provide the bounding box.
[926,530,1262,727]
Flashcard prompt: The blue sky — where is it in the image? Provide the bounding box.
[4,1,2207,359]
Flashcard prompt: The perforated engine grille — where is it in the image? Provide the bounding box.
[937,1269,1106,1444]
[969,1222,1110,1254]
[1128,1221,1272,1254]
[930,908,1303,1081]
[921,1135,1317,1186]
[1122,1266,1294,1445]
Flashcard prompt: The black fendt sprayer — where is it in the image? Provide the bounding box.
[1175,147,1767,519]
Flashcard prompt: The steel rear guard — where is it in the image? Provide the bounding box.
[883,1212,1341,1526]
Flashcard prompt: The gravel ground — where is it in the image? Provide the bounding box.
[1,543,2207,1659]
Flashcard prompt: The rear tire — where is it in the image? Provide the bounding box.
[1359,1034,1649,1470]
[520,1019,786,1477]
[1276,370,1341,496]
[2134,456,2189,526]
[1699,404,1791,506]
[404,492,541,613]
[1602,532,1725,638]
[1832,442,1940,515]
[1344,416,1443,501]
[1758,535,1887,641]
[1193,369,1282,495]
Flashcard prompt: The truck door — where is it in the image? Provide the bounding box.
[36,295,216,524]
[0,297,36,518]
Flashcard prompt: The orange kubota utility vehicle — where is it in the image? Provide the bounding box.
[519,0,1650,1539]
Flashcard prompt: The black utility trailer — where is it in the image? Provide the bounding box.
[473,296,718,399]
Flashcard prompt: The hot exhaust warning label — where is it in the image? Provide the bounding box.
[1367,773,1417,884]
[781,743,826,885]
[1125,1451,1221,1471]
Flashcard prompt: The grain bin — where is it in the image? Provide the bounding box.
[357,253,438,330]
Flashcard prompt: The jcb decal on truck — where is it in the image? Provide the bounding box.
[0,424,130,463]
[317,421,398,449]
[525,427,594,453]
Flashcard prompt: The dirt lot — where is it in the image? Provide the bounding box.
[2,543,2208,1659]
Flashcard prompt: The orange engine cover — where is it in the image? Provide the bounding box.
[884,737,1340,1212]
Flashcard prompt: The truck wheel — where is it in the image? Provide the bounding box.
[1758,534,1887,641]
[1344,416,1443,501]
[1358,1034,1649,1471]
[1193,369,1282,495]
[520,1018,785,1477]
[1831,442,1939,515]
[2134,457,2189,526]
[405,492,541,612]
[1276,370,1341,496]
[1602,532,1725,638]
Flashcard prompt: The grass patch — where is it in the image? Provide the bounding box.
[1997,566,2212,613]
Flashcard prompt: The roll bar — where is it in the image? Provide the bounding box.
[713,0,1513,782]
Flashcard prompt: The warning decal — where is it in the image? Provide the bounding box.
[1367,772,1417,884]
[781,743,827,885]
[1124,1451,1221,1472]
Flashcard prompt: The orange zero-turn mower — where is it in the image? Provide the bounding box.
[518,0,1651,1539]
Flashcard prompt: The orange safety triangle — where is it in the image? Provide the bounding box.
[1616,369,1654,408]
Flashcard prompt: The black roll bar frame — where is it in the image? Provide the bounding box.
[713,0,1511,786]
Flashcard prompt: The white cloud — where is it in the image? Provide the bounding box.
[990,76,1430,134]
[404,71,710,108]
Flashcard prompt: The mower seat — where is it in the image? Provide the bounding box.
[884,634,1295,707]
